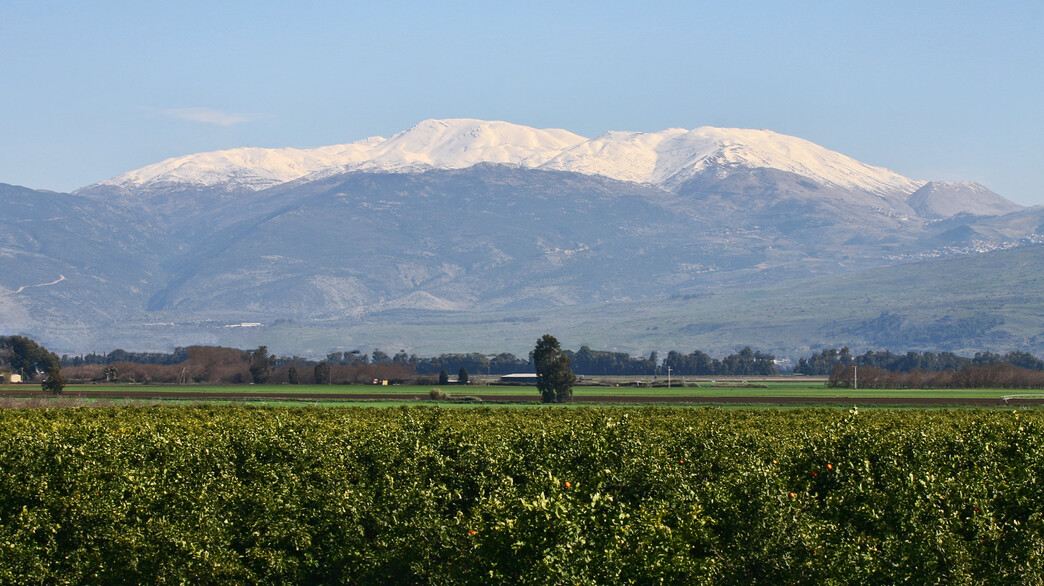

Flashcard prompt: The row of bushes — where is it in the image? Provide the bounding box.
[1,406,1042,583]
[830,363,1044,389]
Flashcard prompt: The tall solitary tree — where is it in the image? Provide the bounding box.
[532,334,576,403]
[458,367,470,385]
[249,346,273,384]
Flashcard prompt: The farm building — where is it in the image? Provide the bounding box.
[500,373,538,385]
[1,372,22,383]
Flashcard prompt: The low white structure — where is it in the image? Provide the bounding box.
[500,373,538,384]
[1,372,22,383]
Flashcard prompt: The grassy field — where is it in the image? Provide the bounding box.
[3,381,1041,402]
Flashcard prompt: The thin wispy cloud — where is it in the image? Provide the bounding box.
[161,107,265,126]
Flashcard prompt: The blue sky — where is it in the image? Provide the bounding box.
[2,1,1041,204]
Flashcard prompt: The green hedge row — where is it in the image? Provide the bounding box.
[1,406,1042,584]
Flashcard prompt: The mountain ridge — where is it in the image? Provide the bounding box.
[908,181,1024,219]
[79,118,928,201]
[4,120,1039,356]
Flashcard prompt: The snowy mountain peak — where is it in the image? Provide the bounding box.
[541,126,922,194]
[82,119,924,196]
[668,127,924,194]
[907,181,1024,218]
[347,118,587,172]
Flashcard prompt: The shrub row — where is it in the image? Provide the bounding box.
[1,406,1042,583]
[831,363,1044,389]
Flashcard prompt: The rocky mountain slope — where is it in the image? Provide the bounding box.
[3,119,1040,355]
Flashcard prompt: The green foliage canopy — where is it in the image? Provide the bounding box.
[41,367,65,395]
[533,334,576,403]
[248,346,273,384]
[0,336,59,379]
[1,407,1043,583]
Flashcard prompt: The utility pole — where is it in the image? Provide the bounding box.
[853,365,858,390]
[667,366,672,389]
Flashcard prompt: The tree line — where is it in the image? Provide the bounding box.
[62,348,191,366]
[24,338,1044,383]
[796,348,1044,375]
[58,345,415,386]
[662,347,778,376]
[60,345,778,379]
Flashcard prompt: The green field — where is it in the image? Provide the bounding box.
[3,381,1038,398]
[3,381,1040,406]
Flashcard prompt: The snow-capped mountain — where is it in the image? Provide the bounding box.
[80,119,923,197]
[907,181,1024,219]
[5,118,1041,356]
[85,138,385,193]
[541,126,923,195]
[351,119,586,173]
[83,120,587,193]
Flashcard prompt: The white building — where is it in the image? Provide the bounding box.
[499,373,538,384]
